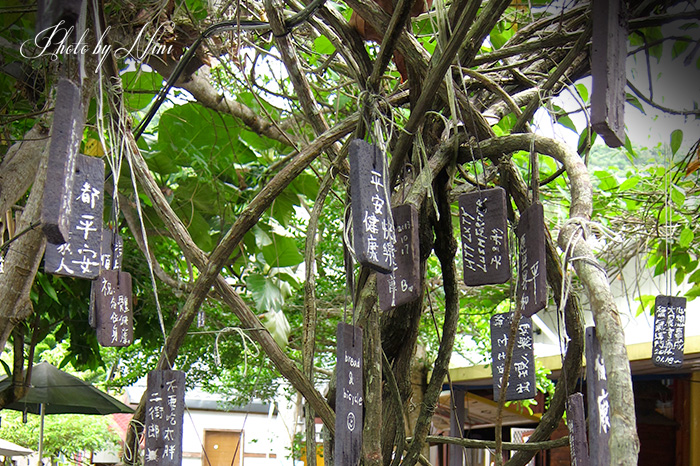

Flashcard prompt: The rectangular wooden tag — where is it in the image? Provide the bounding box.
[567,392,590,466]
[378,204,420,310]
[100,230,123,271]
[42,78,84,244]
[516,202,546,317]
[335,322,363,466]
[652,295,686,368]
[591,0,627,148]
[459,187,510,286]
[490,313,536,401]
[585,327,611,466]
[95,270,133,347]
[45,154,104,279]
[145,370,185,466]
[349,139,394,274]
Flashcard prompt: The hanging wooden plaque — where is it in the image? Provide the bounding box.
[349,139,395,274]
[591,0,627,148]
[652,295,686,368]
[516,202,546,317]
[490,313,536,401]
[100,231,123,271]
[378,204,420,311]
[334,323,363,466]
[41,78,84,244]
[459,187,510,286]
[45,154,104,278]
[567,392,590,466]
[585,327,611,466]
[145,370,185,466]
[36,0,85,42]
[95,270,133,347]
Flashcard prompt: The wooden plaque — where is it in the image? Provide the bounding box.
[652,295,686,368]
[42,78,84,244]
[349,139,394,274]
[459,187,510,286]
[100,231,123,271]
[490,313,536,401]
[516,202,546,317]
[585,327,611,466]
[334,323,363,466]
[36,0,84,41]
[95,270,133,347]
[378,204,420,310]
[567,392,590,466]
[45,154,104,279]
[145,370,185,466]
[591,0,627,148]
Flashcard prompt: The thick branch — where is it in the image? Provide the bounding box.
[0,124,49,216]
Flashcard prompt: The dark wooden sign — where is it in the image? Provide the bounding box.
[100,231,123,271]
[349,139,394,274]
[490,313,536,401]
[516,202,546,317]
[42,78,84,244]
[652,295,686,368]
[585,327,611,466]
[145,370,185,466]
[567,392,590,466]
[95,270,133,347]
[378,204,420,311]
[591,0,627,148]
[37,0,85,42]
[335,323,363,466]
[45,154,104,279]
[459,187,510,286]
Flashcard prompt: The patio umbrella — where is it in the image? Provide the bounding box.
[0,438,33,457]
[0,362,133,462]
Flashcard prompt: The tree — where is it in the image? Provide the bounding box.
[1,1,699,466]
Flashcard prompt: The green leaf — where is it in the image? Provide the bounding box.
[313,35,336,55]
[671,129,683,155]
[37,273,60,304]
[594,170,618,191]
[260,310,290,348]
[679,227,694,248]
[557,114,576,132]
[671,184,686,207]
[618,176,640,191]
[672,39,691,59]
[246,274,284,311]
[626,93,646,114]
[575,83,589,103]
[688,268,700,284]
[636,294,656,316]
[262,234,303,267]
[121,70,161,111]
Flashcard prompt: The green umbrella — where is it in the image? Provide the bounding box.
[0,362,133,462]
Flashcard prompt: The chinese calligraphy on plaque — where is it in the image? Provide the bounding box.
[516,202,546,317]
[41,78,84,244]
[95,270,133,347]
[335,323,363,466]
[652,295,686,368]
[145,370,185,466]
[349,139,395,274]
[490,313,536,401]
[45,154,105,279]
[459,187,510,286]
[378,204,420,311]
[585,327,610,466]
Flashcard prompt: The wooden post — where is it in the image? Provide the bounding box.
[591,0,628,148]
